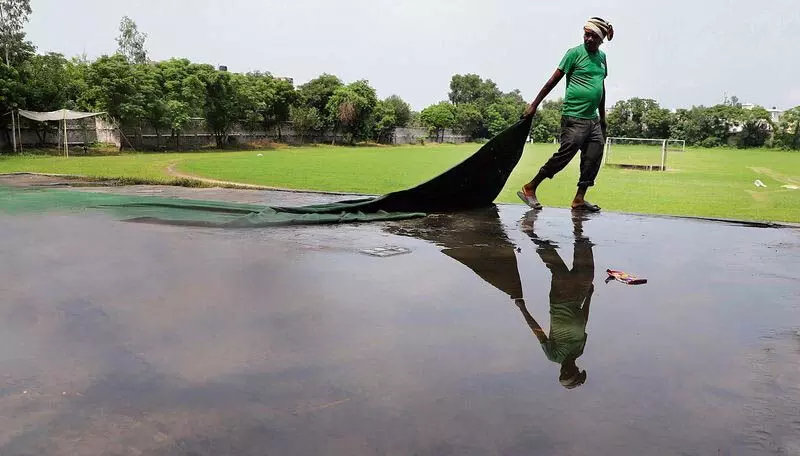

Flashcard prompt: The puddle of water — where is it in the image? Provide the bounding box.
[0,206,798,455]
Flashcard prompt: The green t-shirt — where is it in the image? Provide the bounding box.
[540,300,588,365]
[558,45,608,120]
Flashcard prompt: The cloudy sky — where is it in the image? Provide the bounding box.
[25,0,800,111]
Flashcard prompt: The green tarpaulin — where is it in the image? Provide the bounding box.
[0,117,533,227]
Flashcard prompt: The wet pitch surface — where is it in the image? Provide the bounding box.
[0,184,798,455]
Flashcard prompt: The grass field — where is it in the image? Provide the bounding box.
[0,143,798,223]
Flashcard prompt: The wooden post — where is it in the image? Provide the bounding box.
[64,111,69,157]
[16,110,23,153]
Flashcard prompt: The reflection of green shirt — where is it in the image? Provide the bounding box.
[540,300,588,364]
[558,45,608,120]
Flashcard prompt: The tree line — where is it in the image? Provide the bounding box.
[1,7,798,150]
[0,50,415,148]
[0,12,413,148]
[426,76,800,150]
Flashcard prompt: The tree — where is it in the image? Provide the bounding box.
[447,74,531,139]
[116,16,148,64]
[670,107,714,146]
[372,95,411,142]
[669,104,746,147]
[734,106,772,148]
[136,63,170,148]
[157,59,208,148]
[607,98,674,139]
[0,0,33,66]
[82,54,143,127]
[773,106,800,150]
[420,102,455,142]
[483,92,526,137]
[0,0,32,152]
[20,53,70,110]
[228,72,297,139]
[447,73,506,138]
[264,76,296,139]
[483,105,507,138]
[408,111,421,128]
[448,74,501,107]
[0,62,22,147]
[289,105,321,144]
[234,72,274,134]
[65,55,90,110]
[18,53,87,143]
[531,99,562,142]
[298,73,343,133]
[452,103,482,138]
[706,104,744,146]
[381,95,411,128]
[325,80,377,144]
[202,70,241,148]
[371,101,397,143]
[607,98,649,138]
[642,106,672,139]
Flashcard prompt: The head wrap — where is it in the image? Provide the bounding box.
[559,369,587,389]
[584,17,614,41]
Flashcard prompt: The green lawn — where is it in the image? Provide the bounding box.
[1,143,798,223]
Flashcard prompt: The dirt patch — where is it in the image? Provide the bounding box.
[749,167,800,186]
[165,162,364,195]
[745,189,769,202]
[71,185,349,206]
[0,173,105,188]
[0,172,357,206]
[165,162,271,189]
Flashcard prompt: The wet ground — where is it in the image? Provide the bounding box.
[0,178,799,455]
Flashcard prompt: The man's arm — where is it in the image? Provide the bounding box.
[515,299,549,344]
[599,81,607,137]
[582,284,595,322]
[523,69,565,118]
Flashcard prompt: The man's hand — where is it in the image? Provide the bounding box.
[523,103,538,119]
[600,118,608,138]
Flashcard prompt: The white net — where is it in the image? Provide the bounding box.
[603,137,668,171]
[18,109,105,122]
[667,139,686,153]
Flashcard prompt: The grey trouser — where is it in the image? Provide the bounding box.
[538,116,604,187]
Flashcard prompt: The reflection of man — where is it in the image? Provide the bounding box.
[383,207,596,389]
[384,207,525,301]
[515,212,595,389]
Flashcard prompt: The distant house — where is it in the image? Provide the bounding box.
[767,107,783,122]
[742,103,783,122]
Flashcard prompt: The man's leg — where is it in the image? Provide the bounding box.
[519,117,585,209]
[571,120,604,211]
[570,235,595,286]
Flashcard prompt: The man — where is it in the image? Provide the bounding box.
[519,17,614,212]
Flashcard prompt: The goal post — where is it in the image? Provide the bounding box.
[603,137,673,171]
[666,139,686,153]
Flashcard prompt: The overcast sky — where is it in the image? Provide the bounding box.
[25,0,800,111]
